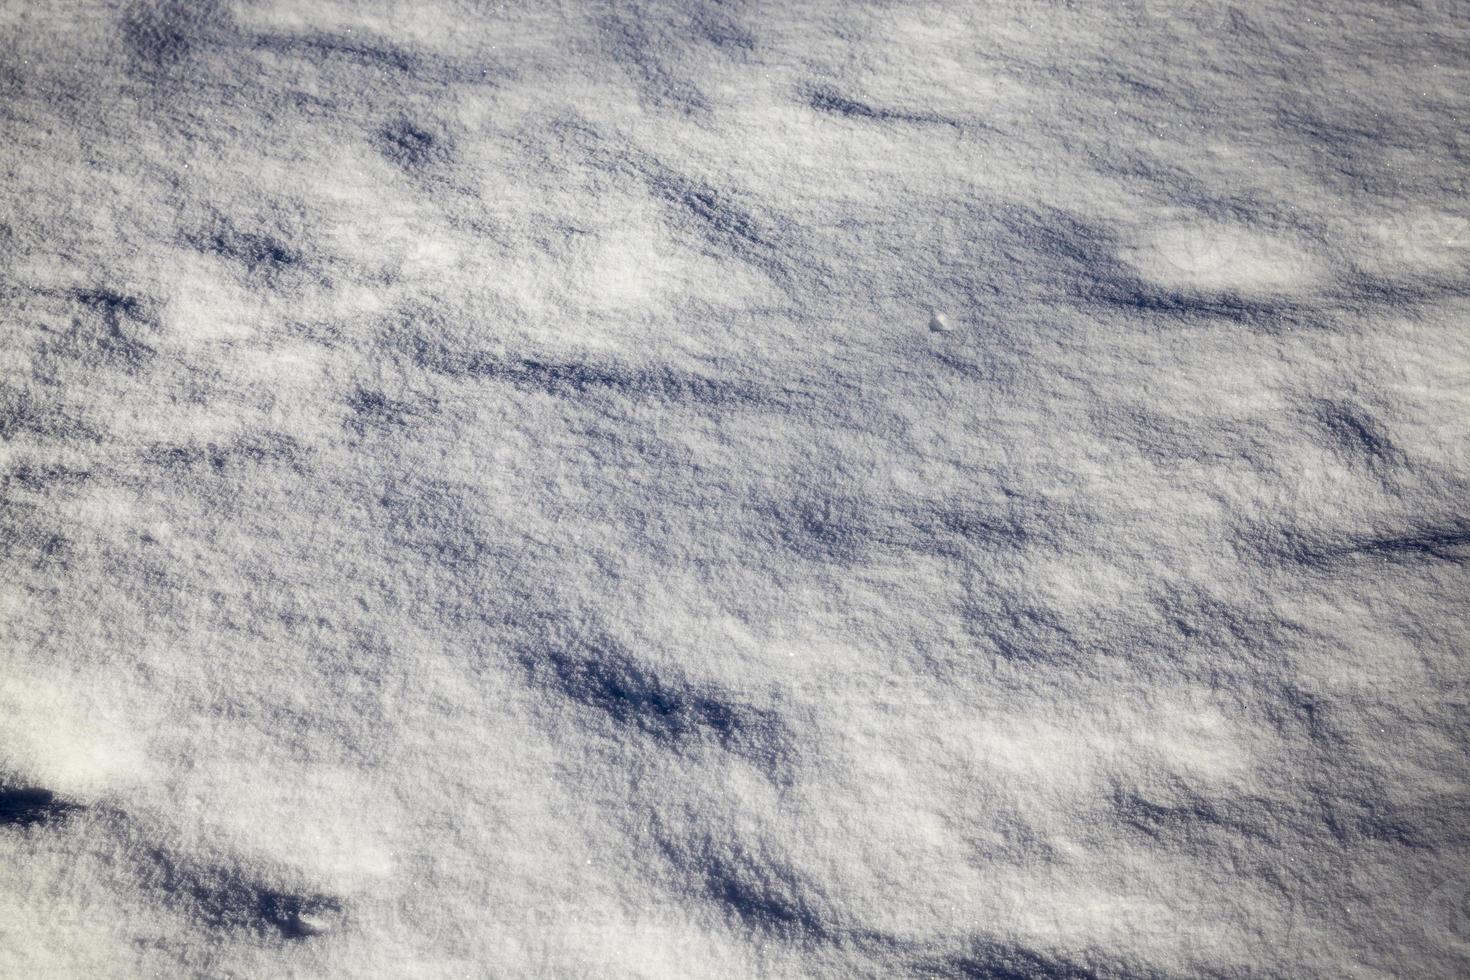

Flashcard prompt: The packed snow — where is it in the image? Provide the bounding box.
[0,1,1467,977]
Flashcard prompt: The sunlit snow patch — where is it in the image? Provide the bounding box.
[1364,209,1470,276]
[1132,218,1318,295]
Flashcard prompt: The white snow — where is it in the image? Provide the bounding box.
[0,1,1467,978]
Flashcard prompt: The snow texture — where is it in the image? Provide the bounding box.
[1,1,1467,977]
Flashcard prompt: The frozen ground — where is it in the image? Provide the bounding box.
[1,1,1467,977]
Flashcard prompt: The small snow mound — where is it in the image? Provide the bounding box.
[293,911,333,937]
[928,311,953,333]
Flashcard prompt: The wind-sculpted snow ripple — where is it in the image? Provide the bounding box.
[1,0,1468,977]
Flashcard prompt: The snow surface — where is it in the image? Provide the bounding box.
[0,1,1467,977]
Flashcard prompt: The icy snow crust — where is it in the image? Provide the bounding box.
[1,1,1467,977]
